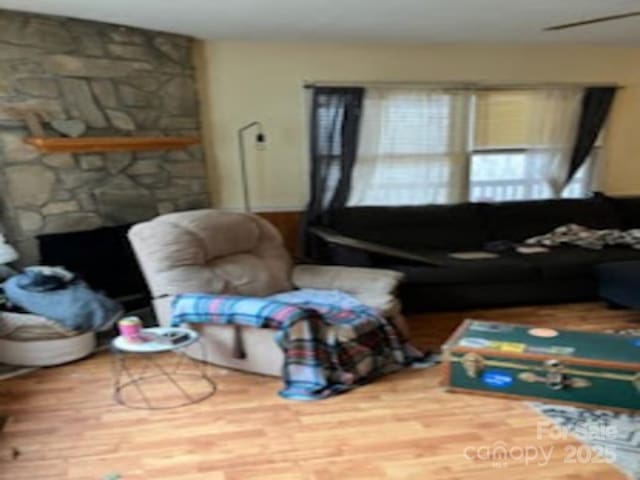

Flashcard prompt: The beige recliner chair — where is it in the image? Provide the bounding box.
[128,209,407,376]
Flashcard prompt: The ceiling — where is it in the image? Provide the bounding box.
[1,0,640,45]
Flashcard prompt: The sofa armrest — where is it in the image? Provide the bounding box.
[309,227,445,266]
[292,264,404,295]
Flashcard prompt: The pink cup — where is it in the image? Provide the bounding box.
[118,317,142,342]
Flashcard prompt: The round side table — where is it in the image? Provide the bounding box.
[111,327,216,409]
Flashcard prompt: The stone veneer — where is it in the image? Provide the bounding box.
[0,9,209,263]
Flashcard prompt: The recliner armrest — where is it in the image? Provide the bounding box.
[292,264,404,295]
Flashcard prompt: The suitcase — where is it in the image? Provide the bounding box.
[442,319,640,411]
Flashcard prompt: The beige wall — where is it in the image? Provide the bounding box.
[196,41,640,210]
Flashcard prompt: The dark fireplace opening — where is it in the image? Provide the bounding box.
[37,224,150,312]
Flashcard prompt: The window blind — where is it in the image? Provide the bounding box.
[473,89,534,149]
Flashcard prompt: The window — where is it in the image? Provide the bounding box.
[348,89,471,206]
[348,87,599,206]
[469,151,594,202]
[469,89,595,202]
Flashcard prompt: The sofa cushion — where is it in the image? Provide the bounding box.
[511,246,640,280]
[596,247,640,264]
[486,198,621,243]
[608,196,640,228]
[512,247,602,279]
[400,277,597,313]
[327,203,488,250]
[392,252,536,286]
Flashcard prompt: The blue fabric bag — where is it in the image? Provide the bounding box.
[4,268,122,332]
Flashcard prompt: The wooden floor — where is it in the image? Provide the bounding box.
[1,302,638,480]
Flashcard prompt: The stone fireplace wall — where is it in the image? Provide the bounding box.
[0,10,209,263]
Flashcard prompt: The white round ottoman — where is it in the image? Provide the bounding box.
[0,332,96,366]
[0,312,96,366]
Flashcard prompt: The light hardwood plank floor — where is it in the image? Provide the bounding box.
[0,302,638,479]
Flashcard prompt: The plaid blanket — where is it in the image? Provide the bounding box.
[172,294,418,400]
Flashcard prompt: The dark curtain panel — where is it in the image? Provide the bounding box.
[301,87,364,259]
[565,87,617,185]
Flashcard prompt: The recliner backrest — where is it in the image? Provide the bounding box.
[128,209,293,298]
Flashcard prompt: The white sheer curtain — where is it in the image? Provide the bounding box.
[524,88,584,197]
[348,88,472,206]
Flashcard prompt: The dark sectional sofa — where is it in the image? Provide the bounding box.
[310,195,640,313]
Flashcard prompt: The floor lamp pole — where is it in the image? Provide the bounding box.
[237,121,264,213]
[234,121,265,359]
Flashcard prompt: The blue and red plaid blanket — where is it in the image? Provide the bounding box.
[172,293,419,400]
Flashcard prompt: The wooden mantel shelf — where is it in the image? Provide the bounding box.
[24,136,199,153]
